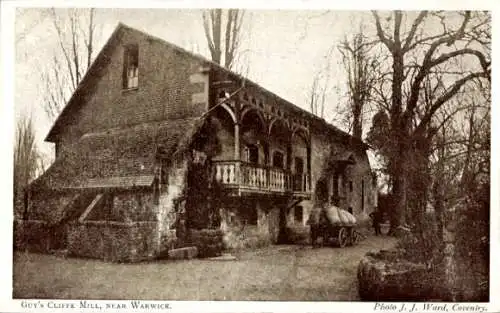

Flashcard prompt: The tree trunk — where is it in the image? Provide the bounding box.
[388,46,406,235]
[352,100,363,139]
[389,150,407,235]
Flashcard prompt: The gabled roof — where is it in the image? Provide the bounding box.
[32,117,202,191]
[45,22,369,150]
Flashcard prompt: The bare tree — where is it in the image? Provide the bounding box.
[338,29,379,139]
[14,114,42,219]
[202,9,245,70]
[42,8,96,121]
[368,10,490,234]
[308,68,330,118]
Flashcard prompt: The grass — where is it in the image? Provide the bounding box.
[13,235,397,301]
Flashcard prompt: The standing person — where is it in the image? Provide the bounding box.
[369,208,382,236]
[307,206,323,247]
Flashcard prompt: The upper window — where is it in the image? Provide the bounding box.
[272,151,285,169]
[245,144,259,164]
[123,45,139,89]
[294,157,304,174]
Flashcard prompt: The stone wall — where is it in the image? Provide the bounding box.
[156,160,188,253]
[14,220,54,253]
[303,127,375,226]
[344,150,375,220]
[220,199,280,249]
[67,221,158,262]
[103,191,156,222]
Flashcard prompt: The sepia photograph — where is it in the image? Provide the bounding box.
[9,3,493,308]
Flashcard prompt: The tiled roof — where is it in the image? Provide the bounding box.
[31,117,202,191]
[75,175,155,189]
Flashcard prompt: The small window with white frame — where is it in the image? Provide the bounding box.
[123,44,139,89]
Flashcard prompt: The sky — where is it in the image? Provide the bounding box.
[14,8,374,159]
[11,6,493,175]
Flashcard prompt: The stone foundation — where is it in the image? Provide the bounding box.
[220,201,280,249]
[14,220,55,253]
[67,221,158,262]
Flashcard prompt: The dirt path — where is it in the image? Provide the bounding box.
[13,235,397,301]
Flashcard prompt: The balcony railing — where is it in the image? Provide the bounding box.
[213,160,311,195]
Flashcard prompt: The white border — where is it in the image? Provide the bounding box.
[2,1,499,312]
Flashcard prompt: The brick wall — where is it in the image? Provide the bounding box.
[56,27,209,154]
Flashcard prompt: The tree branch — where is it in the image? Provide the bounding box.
[403,11,428,51]
[413,71,488,138]
[371,11,394,50]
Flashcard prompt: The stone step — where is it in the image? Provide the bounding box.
[168,246,198,260]
[50,249,69,258]
[208,253,237,261]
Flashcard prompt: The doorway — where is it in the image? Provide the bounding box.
[294,157,304,191]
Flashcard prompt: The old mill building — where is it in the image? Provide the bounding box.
[22,23,377,262]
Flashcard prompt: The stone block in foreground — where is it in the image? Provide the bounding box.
[168,246,198,260]
[357,250,435,301]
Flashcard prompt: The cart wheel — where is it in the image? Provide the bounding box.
[347,228,354,246]
[351,230,359,245]
[338,227,348,248]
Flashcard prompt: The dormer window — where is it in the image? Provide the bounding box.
[123,44,139,89]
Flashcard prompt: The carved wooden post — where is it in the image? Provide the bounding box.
[234,123,240,160]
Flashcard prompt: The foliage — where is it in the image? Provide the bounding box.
[454,179,489,301]
[185,117,225,230]
[367,11,491,233]
[14,115,42,219]
[395,212,442,266]
[366,110,391,172]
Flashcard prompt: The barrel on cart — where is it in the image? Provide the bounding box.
[308,205,360,247]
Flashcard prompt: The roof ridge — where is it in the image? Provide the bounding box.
[46,22,368,149]
[101,24,357,137]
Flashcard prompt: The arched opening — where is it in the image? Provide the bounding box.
[268,119,290,169]
[211,105,236,161]
[291,129,310,192]
[240,109,267,164]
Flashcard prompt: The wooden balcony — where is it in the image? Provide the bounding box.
[213,160,311,198]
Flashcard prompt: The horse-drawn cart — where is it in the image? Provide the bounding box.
[308,205,361,247]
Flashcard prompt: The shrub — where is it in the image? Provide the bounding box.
[186,228,224,258]
[395,212,442,266]
[454,181,489,301]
